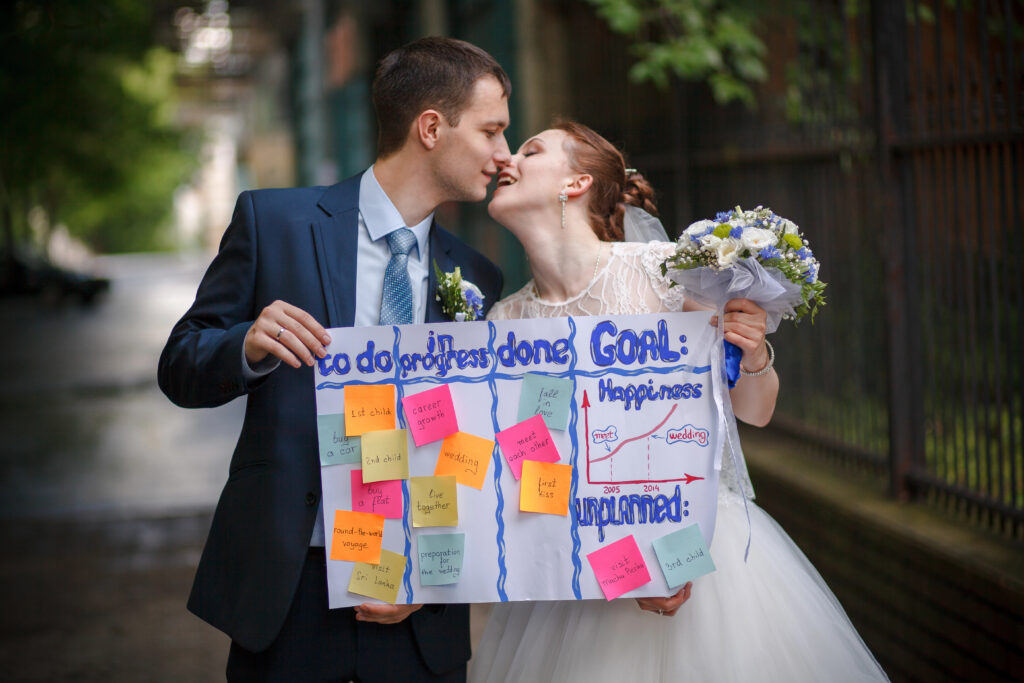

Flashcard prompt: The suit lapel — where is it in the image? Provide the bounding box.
[427,221,455,323]
[312,176,362,328]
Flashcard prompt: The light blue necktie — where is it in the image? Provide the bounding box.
[379,227,417,325]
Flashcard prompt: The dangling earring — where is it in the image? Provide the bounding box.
[558,191,568,229]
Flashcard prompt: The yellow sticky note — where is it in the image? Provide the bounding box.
[520,460,573,516]
[434,431,494,490]
[345,384,396,436]
[410,475,459,527]
[348,550,407,604]
[329,509,385,563]
[361,429,409,483]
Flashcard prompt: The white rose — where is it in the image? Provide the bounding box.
[782,219,800,235]
[714,237,743,267]
[699,233,722,249]
[684,219,717,237]
[740,227,777,252]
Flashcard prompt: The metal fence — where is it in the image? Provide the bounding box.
[565,0,1023,537]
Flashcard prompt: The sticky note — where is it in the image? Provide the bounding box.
[517,373,574,431]
[317,413,361,466]
[434,431,494,490]
[329,509,385,564]
[350,470,403,519]
[402,385,459,446]
[519,460,572,516]
[344,384,396,436]
[586,535,652,600]
[495,414,560,480]
[348,550,406,603]
[651,524,716,589]
[417,532,466,586]
[360,429,409,483]
[410,475,459,527]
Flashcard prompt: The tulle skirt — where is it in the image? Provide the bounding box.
[470,495,888,682]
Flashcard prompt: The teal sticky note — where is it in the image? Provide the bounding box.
[417,532,466,586]
[317,413,361,466]
[651,524,716,589]
[517,373,574,431]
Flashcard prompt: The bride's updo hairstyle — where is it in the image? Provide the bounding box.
[553,121,658,242]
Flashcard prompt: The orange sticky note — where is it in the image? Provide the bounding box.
[434,431,494,490]
[348,550,407,604]
[344,384,396,436]
[329,509,385,563]
[520,460,572,516]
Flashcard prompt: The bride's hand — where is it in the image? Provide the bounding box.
[354,602,423,624]
[635,583,692,617]
[711,298,770,371]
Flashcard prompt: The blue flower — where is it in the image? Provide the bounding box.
[464,288,483,314]
[803,263,818,283]
[729,226,743,238]
[795,246,812,261]
[759,246,781,260]
[715,211,731,223]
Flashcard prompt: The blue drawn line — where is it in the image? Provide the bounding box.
[315,363,712,392]
[390,326,414,604]
[487,321,509,601]
[567,317,582,600]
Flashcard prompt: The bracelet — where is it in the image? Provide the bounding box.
[740,339,774,376]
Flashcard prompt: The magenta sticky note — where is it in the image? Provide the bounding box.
[350,469,403,519]
[401,385,459,447]
[494,414,560,480]
[586,535,652,600]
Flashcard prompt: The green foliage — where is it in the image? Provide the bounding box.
[586,0,767,108]
[1,0,195,253]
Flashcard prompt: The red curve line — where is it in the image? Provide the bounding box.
[589,404,678,465]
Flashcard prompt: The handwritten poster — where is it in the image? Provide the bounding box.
[350,470,403,519]
[315,312,727,607]
[651,524,716,589]
[348,550,406,603]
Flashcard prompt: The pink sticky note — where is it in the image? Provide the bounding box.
[494,414,560,480]
[586,535,652,601]
[401,385,459,447]
[350,469,403,519]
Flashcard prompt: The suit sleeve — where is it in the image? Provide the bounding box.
[158,191,265,408]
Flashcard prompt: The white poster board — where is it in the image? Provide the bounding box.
[314,311,726,607]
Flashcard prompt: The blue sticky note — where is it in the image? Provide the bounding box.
[651,524,716,589]
[517,373,574,431]
[317,413,361,466]
[417,532,466,586]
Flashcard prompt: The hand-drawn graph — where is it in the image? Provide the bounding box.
[581,390,708,485]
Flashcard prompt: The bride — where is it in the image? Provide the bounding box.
[469,122,888,682]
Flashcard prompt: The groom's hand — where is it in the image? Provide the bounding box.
[244,300,331,369]
[354,603,423,624]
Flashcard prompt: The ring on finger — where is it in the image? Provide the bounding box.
[276,326,285,340]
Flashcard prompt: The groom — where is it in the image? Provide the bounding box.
[158,37,509,680]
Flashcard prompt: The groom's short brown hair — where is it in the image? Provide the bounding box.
[372,37,511,158]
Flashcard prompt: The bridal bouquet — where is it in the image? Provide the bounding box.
[661,205,827,329]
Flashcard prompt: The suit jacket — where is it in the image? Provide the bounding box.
[157,174,503,673]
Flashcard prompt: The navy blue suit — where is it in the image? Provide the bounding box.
[158,174,503,678]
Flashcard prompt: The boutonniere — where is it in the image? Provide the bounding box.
[434,261,485,322]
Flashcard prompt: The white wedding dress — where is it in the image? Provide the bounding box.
[471,241,888,682]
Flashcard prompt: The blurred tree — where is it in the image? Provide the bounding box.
[0,0,194,256]
[586,0,768,107]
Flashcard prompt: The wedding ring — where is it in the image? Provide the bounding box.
[276,326,285,340]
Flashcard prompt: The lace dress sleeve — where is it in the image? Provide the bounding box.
[638,241,686,312]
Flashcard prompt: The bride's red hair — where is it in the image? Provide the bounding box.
[553,121,659,241]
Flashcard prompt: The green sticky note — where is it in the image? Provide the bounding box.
[651,524,716,589]
[317,413,361,466]
[517,373,574,431]
[417,532,466,586]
